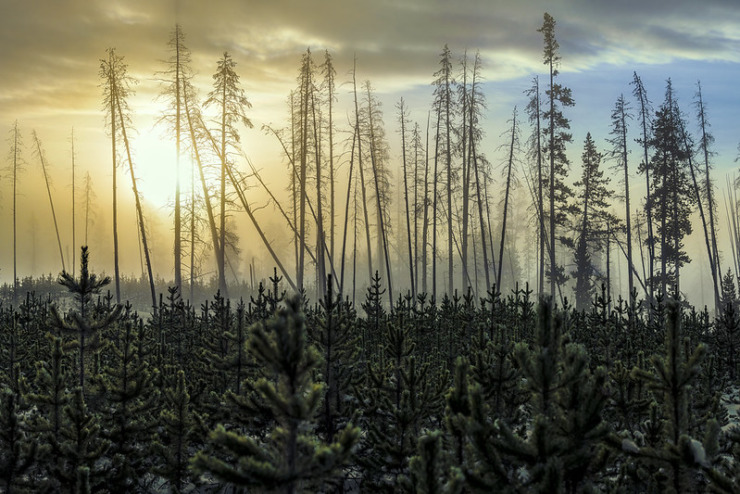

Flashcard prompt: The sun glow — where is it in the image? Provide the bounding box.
[130,129,181,211]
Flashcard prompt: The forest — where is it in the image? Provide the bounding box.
[1,10,740,493]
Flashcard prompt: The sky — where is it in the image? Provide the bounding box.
[2,0,740,305]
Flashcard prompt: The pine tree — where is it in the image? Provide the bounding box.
[572,133,618,310]
[193,296,359,493]
[539,13,575,299]
[400,431,464,494]
[100,315,159,493]
[0,388,36,493]
[308,275,361,442]
[55,388,109,493]
[467,299,608,492]
[716,270,740,379]
[645,80,694,295]
[626,300,715,493]
[154,370,200,493]
[50,247,121,396]
[360,301,446,490]
[26,335,69,490]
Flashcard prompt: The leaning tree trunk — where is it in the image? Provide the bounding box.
[115,92,156,309]
[497,108,517,291]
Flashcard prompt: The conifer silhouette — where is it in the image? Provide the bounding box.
[193,295,359,492]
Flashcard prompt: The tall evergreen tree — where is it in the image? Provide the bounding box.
[645,80,694,295]
[572,132,617,310]
[539,13,575,300]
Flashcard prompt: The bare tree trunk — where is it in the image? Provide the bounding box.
[11,121,20,303]
[460,52,470,291]
[218,69,228,297]
[185,100,222,288]
[497,108,517,291]
[174,25,182,293]
[340,123,358,295]
[422,112,431,295]
[398,99,415,300]
[298,57,310,291]
[445,76,454,297]
[366,83,394,306]
[33,131,66,274]
[632,73,654,307]
[469,56,490,294]
[225,167,298,292]
[352,58,373,284]
[71,128,76,276]
[310,79,327,297]
[696,83,722,312]
[432,109,441,300]
[617,97,635,301]
[108,52,121,304]
[114,92,156,309]
[190,151,195,302]
[548,55,556,300]
[684,130,720,312]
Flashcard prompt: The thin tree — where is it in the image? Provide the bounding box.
[422,111,431,295]
[398,98,415,300]
[32,131,66,273]
[183,90,222,292]
[695,82,722,312]
[339,121,358,296]
[539,13,575,300]
[157,24,192,293]
[683,125,718,310]
[607,95,636,301]
[205,51,252,297]
[7,121,24,303]
[497,108,518,291]
[308,54,328,297]
[364,81,394,305]
[352,57,374,285]
[82,172,95,245]
[321,50,337,264]
[101,49,121,303]
[70,128,76,276]
[459,50,471,291]
[631,72,655,305]
[101,48,156,308]
[468,52,491,294]
[115,77,156,309]
[411,121,424,293]
[525,77,546,297]
[431,45,456,294]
